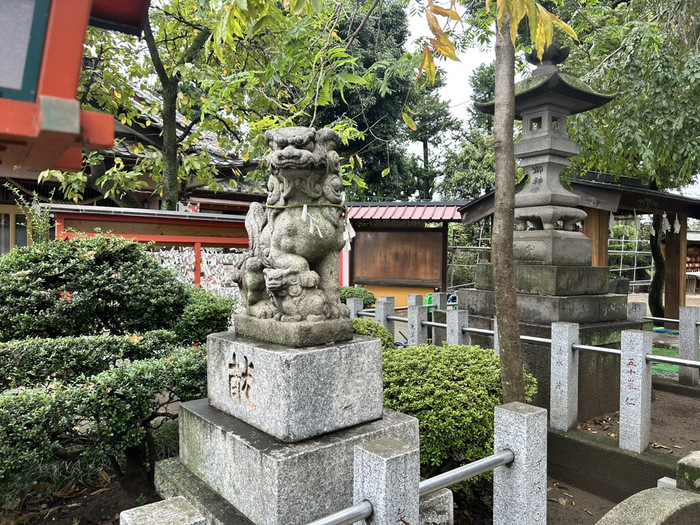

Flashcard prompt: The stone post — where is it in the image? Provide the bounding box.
[433,292,448,310]
[446,309,469,346]
[493,402,548,525]
[376,297,396,337]
[346,297,364,319]
[549,322,580,432]
[619,330,653,454]
[679,306,699,387]
[407,295,428,347]
[353,438,420,525]
[493,317,500,355]
[627,302,647,319]
[677,451,700,493]
[432,293,449,345]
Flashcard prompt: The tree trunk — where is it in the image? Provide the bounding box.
[492,16,525,403]
[422,138,430,200]
[649,213,665,320]
[161,81,180,211]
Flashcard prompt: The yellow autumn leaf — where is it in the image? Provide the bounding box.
[426,9,442,38]
[430,3,461,22]
[402,112,418,131]
[416,46,437,83]
[120,116,127,124]
[146,120,151,127]
[549,12,578,41]
[431,33,460,61]
[510,0,527,43]
[114,90,122,99]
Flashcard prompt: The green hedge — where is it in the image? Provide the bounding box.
[0,235,235,342]
[0,236,189,340]
[352,317,395,351]
[340,286,376,308]
[0,331,180,390]
[0,345,206,485]
[382,341,536,506]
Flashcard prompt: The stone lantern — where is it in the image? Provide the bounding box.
[457,43,652,419]
[477,40,616,266]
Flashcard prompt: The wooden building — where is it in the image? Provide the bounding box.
[342,202,462,307]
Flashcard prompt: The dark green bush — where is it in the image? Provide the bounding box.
[174,286,235,343]
[352,318,394,351]
[0,389,63,482]
[0,236,236,343]
[382,343,536,506]
[0,345,206,491]
[0,331,180,390]
[340,286,376,308]
[0,236,190,340]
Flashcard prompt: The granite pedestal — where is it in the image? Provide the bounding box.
[207,332,383,442]
[154,333,453,525]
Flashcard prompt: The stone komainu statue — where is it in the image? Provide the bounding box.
[234,127,350,323]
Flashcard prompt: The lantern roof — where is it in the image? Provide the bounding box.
[475,41,616,119]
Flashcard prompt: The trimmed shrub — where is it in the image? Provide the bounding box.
[0,236,236,343]
[0,345,207,492]
[174,286,235,343]
[352,318,394,351]
[0,331,180,390]
[0,236,191,340]
[382,342,536,506]
[0,388,63,482]
[340,286,376,308]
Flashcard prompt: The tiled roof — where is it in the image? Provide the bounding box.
[346,202,463,222]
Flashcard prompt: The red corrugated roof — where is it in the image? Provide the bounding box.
[346,202,462,222]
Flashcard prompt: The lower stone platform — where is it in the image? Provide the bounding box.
[172,399,452,525]
[156,457,453,525]
[475,264,609,296]
[457,288,627,324]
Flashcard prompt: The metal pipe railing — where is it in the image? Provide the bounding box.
[644,315,680,324]
[304,449,515,525]
[463,327,494,336]
[572,344,622,356]
[646,355,700,369]
[418,449,514,497]
[422,320,447,329]
[304,500,373,525]
[387,315,408,323]
[520,335,552,345]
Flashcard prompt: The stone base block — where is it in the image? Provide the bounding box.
[513,230,592,266]
[120,496,206,525]
[457,289,627,324]
[233,314,353,347]
[475,264,609,296]
[178,399,433,525]
[156,456,453,525]
[207,333,383,442]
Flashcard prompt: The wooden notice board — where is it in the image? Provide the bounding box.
[352,230,443,287]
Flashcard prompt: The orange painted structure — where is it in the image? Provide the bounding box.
[50,204,248,287]
[0,0,150,171]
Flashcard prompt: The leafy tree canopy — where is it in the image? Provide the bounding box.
[563,0,700,191]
